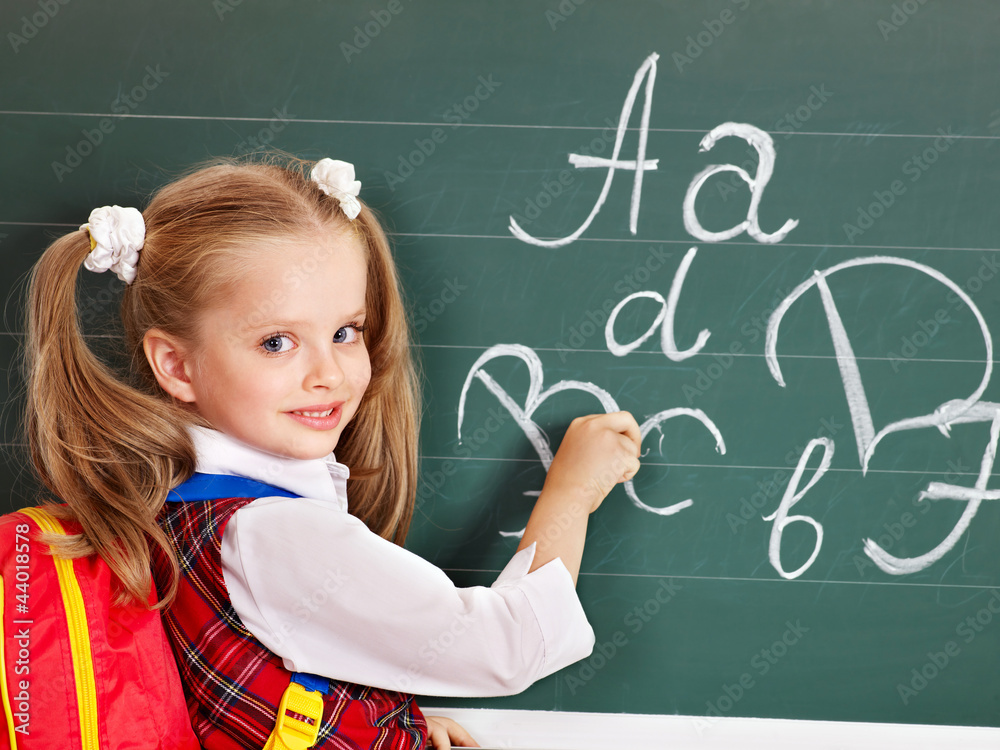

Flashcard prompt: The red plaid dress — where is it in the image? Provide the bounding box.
[151,495,428,749]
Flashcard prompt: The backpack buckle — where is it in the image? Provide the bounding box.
[267,681,325,750]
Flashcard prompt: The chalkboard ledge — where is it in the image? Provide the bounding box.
[426,707,998,749]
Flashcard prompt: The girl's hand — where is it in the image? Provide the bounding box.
[425,715,479,748]
[543,411,642,513]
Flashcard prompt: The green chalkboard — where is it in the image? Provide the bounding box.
[2,0,999,729]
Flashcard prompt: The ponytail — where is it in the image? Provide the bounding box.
[25,229,193,606]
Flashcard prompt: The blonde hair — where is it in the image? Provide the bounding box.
[25,156,421,605]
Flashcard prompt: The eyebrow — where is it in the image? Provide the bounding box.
[238,308,367,334]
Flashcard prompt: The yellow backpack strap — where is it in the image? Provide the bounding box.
[0,574,19,749]
[262,675,327,750]
[20,507,101,750]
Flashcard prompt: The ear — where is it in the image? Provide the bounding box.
[143,329,198,403]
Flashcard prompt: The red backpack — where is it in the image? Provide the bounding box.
[0,506,200,749]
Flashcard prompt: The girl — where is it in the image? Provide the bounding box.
[25,155,642,749]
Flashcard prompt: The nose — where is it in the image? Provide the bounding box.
[303,345,345,390]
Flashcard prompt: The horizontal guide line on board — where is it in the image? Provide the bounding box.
[4,223,1000,256]
[394,232,1000,255]
[0,109,996,141]
[0,436,990,480]
[420,454,988,479]
[415,343,999,367]
[0,334,996,368]
[0,443,990,479]
[5,332,988,367]
[441,568,999,590]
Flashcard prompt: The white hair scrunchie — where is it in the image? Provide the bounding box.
[80,205,145,285]
[310,158,362,220]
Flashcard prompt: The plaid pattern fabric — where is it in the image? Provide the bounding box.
[152,497,428,749]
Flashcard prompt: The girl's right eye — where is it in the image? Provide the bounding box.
[260,334,294,355]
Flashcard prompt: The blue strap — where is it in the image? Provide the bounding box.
[167,472,299,502]
[292,672,332,695]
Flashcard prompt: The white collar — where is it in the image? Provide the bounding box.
[187,426,350,511]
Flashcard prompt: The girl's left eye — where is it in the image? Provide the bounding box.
[260,334,294,354]
[333,324,364,344]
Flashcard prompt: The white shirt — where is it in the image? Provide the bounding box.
[188,427,596,697]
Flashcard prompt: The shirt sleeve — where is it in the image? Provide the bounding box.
[220,495,595,697]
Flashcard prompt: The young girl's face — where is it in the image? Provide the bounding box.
[182,230,371,460]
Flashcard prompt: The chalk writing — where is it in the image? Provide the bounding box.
[457,343,725,535]
[509,53,659,248]
[605,246,711,361]
[495,53,995,580]
[508,54,797,248]
[763,438,831,580]
[682,122,799,244]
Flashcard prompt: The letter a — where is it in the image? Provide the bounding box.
[683,122,798,244]
[509,53,660,248]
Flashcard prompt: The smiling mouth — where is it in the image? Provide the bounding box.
[286,403,344,430]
